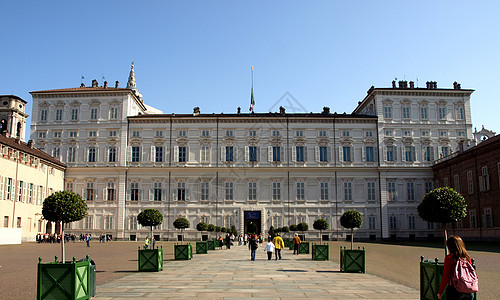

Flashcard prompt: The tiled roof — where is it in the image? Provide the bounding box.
[0,134,66,169]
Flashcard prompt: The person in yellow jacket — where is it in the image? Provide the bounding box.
[272,233,285,260]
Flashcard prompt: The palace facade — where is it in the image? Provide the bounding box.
[29,66,474,241]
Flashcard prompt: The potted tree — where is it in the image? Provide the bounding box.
[312,219,329,260]
[137,209,164,272]
[417,187,468,300]
[173,217,192,260]
[195,222,208,254]
[207,224,216,250]
[296,222,309,254]
[281,226,291,247]
[339,209,365,273]
[38,191,92,299]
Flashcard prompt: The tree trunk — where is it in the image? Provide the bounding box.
[443,224,448,258]
[350,228,354,250]
[151,226,154,249]
[320,230,322,245]
[61,222,65,263]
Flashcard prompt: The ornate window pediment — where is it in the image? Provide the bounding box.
[109,100,121,106]
[130,137,142,143]
[340,137,353,145]
[400,99,411,105]
[89,99,101,105]
[402,137,414,144]
[363,137,376,145]
[384,137,396,145]
[55,100,65,106]
[436,100,447,106]
[418,100,429,105]
[70,100,81,106]
[39,101,50,108]
[420,137,432,145]
[382,99,393,105]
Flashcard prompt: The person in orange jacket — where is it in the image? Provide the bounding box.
[292,233,301,255]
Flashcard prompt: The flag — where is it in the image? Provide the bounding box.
[249,87,255,111]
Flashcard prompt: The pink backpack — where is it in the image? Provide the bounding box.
[451,258,479,293]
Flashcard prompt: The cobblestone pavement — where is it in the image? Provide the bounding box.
[96,244,418,299]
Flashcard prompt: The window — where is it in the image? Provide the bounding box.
[108,146,116,162]
[272,146,281,162]
[129,216,137,230]
[55,109,63,121]
[296,182,305,200]
[53,131,62,138]
[402,106,410,119]
[38,132,47,139]
[458,131,465,137]
[439,130,448,137]
[178,146,187,162]
[368,216,376,230]
[454,175,460,192]
[40,109,48,121]
[403,130,412,137]
[272,130,280,137]
[225,215,235,227]
[427,222,434,230]
[6,178,12,200]
[444,178,449,187]
[248,146,257,162]
[344,182,352,201]
[438,107,446,120]
[178,130,187,137]
[319,146,328,162]
[130,182,139,201]
[408,215,416,230]
[387,181,396,201]
[272,182,281,200]
[480,166,490,191]
[386,145,395,162]
[84,216,93,230]
[90,108,98,120]
[272,215,282,228]
[107,182,115,201]
[469,210,477,229]
[320,182,328,201]
[68,147,76,163]
[86,182,94,201]
[109,130,117,137]
[104,216,114,230]
[17,217,21,228]
[88,147,96,162]
[319,130,327,137]
[225,130,233,137]
[404,146,415,162]
[248,182,257,200]
[423,146,434,162]
[407,182,415,201]
[4,216,8,227]
[365,131,373,137]
[225,181,234,200]
[484,208,493,228]
[342,130,350,137]
[110,107,118,120]
[425,181,433,194]
[295,146,304,162]
[201,145,210,163]
[88,131,97,137]
[71,108,79,121]
[177,182,186,201]
[365,146,374,162]
[420,106,428,120]
[456,106,464,120]
[52,147,60,159]
[153,182,162,201]
[421,130,430,137]
[342,146,351,162]
[384,106,392,119]
[201,130,210,137]
[385,130,393,136]
[201,182,209,201]
[441,146,449,158]
[296,130,304,137]
[225,146,234,162]
[389,215,397,230]
[248,130,256,137]
[367,182,376,201]
[132,131,140,138]
[200,216,210,224]
[155,146,163,162]
[131,146,140,162]
[17,181,24,202]
[69,131,78,138]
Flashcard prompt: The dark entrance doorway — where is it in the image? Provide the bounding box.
[244,211,261,235]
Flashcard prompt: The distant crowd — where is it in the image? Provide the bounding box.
[36,233,112,244]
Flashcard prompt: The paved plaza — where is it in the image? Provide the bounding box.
[96,244,418,299]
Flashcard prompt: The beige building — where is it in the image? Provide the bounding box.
[0,95,65,243]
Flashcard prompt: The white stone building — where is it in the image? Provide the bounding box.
[29,67,474,241]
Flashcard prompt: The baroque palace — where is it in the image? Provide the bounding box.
[28,65,473,241]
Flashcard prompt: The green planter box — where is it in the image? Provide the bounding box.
[37,256,92,300]
[312,244,329,261]
[298,241,310,254]
[340,246,365,273]
[138,247,163,272]
[207,239,216,250]
[283,238,291,248]
[289,241,294,250]
[196,241,208,254]
[175,244,193,260]
[212,239,219,249]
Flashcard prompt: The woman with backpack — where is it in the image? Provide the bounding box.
[438,235,478,300]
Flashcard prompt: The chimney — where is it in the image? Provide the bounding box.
[279,106,286,115]
[92,79,98,87]
[115,81,119,88]
[80,83,85,87]
[322,107,330,114]
[392,80,396,88]
[409,81,414,89]
[103,81,108,88]
[27,140,34,148]
[237,107,241,115]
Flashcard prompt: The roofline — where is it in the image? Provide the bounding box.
[129,112,378,119]
[0,95,28,104]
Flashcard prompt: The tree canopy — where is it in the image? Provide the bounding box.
[313,219,329,231]
[340,210,363,229]
[207,224,215,232]
[289,224,297,232]
[281,226,290,234]
[196,222,208,232]
[42,191,87,224]
[137,209,163,228]
[173,217,190,229]
[418,187,467,224]
[297,222,309,232]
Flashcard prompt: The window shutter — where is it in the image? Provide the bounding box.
[315,146,319,162]
[268,146,273,162]
[339,146,343,162]
[187,146,190,162]
[257,146,260,162]
[149,189,153,201]
[362,146,366,162]
[327,147,332,162]
[126,146,132,162]
[173,146,179,162]
[151,146,156,162]
[350,147,354,162]
[84,147,88,162]
[102,188,106,202]
[245,146,249,162]
[280,147,284,162]
[186,188,190,200]
[400,146,404,162]
[140,189,144,202]
[234,146,238,162]
[292,146,297,162]
[304,146,308,161]
[412,146,416,162]
[162,188,166,201]
[438,146,442,159]
[221,146,226,162]
[383,146,387,162]
[374,146,378,162]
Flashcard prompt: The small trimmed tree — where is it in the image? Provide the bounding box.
[196,222,208,240]
[297,222,309,239]
[137,209,164,246]
[207,224,215,239]
[173,217,190,241]
[281,226,290,238]
[268,225,276,238]
[340,210,363,250]
[42,191,87,263]
[418,187,467,256]
[221,227,227,233]
[289,224,297,233]
[230,224,237,236]
[313,219,329,245]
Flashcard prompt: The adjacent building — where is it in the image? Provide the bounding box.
[29,65,475,241]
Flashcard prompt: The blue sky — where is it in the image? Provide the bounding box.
[1,1,499,138]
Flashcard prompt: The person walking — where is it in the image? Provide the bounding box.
[248,234,258,261]
[264,238,276,260]
[437,235,478,300]
[292,233,301,255]
[272,233,285,260]
[144,236,150,249]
